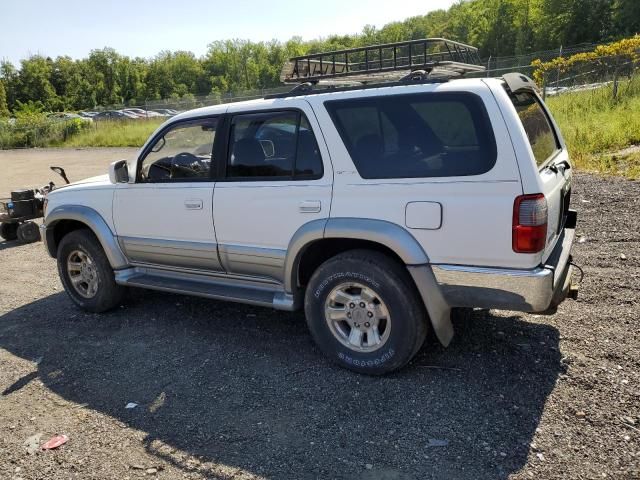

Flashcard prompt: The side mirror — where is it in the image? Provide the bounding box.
[109,160,129,184]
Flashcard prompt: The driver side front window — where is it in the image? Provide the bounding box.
[139,118,218,182]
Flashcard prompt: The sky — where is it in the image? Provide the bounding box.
[0,0,457,65]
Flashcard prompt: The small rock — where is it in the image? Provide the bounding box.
[24,433,43,455]
[620,253,627,260]
[576,411,586,418]
[146,467,158,474]
[365,464,373,470]
[130,465,145,470]
[536,453,545,461]
[578,236,587,244]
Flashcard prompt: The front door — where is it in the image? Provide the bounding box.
[113,117,223,271]
[212,106,332,282]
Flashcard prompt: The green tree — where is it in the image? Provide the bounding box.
[0,81,9,117]
[16,56,58,110]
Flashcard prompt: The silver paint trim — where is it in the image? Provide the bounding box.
[324,218,429,265]
[284,218,429,294]
[432,225,575,312]
[119,236,222,271]
[44,205,128,269]
[432,264,552,311]
[218,244,286,281]
[284,218,328,294]
[407,265,453,346]
[114,266,295,311]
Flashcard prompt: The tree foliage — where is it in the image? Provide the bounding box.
[1,0,637,112]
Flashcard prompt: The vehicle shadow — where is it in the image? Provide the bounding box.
[0,290,564,479]
[0,239,24,251]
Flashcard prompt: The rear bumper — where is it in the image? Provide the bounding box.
[432,210,578,312]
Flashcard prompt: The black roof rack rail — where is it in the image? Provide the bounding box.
[279,38,485,85]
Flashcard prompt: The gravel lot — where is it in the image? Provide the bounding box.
[0,149,638,479]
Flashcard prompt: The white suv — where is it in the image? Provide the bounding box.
[41,40,578,374]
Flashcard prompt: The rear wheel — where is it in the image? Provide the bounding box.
[304,250,428,375]
[57,229,126,313]
[0,222,18,241]
[16,221,41,243]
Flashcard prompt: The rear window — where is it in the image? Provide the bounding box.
[510,92,560,167]
[325,92,497,179]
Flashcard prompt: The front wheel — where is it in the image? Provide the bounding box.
[304,250,428,375]
[57,229,126,313]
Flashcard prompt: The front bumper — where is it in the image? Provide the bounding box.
[432,210,578,313]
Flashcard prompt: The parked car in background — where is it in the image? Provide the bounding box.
[152,108,179,117]
[92,110,139,121]
[47,112,92,122]
[123,108,164,119]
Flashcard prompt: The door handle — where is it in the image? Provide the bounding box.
[184,199,203,210]
[299,200,321,213]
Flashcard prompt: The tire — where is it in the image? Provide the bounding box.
[57,229,126,313]
[16,221,41,243]
[304,249,428,375]
[0,222,18,241]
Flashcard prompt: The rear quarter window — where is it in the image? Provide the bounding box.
[324,92,497,179]
[510,92,560,167]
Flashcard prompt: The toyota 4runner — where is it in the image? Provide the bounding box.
[41,39,578,374]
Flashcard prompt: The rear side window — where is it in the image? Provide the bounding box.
[227,111,323,180]
[325,92,497,179]
[510,92,560,167]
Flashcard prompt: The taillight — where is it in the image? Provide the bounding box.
[513,194,547,253]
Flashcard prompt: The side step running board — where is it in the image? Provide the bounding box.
[114,268,297,311]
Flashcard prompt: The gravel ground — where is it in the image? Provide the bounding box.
[0,150,638,479]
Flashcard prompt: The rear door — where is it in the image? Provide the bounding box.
[508,90,572,261]
[211,104,332,282]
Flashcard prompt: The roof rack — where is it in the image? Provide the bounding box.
[280,38,485,85]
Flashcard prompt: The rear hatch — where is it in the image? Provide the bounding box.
[508,89,573,263]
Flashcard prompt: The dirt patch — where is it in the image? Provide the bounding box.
[0,147,138,197]
[0,161,638,479]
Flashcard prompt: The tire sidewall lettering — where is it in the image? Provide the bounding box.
[338,348,396,367]
[314,271,380,299]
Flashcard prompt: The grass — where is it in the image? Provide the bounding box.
[546,75,640,179]
[57,118,164,148]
